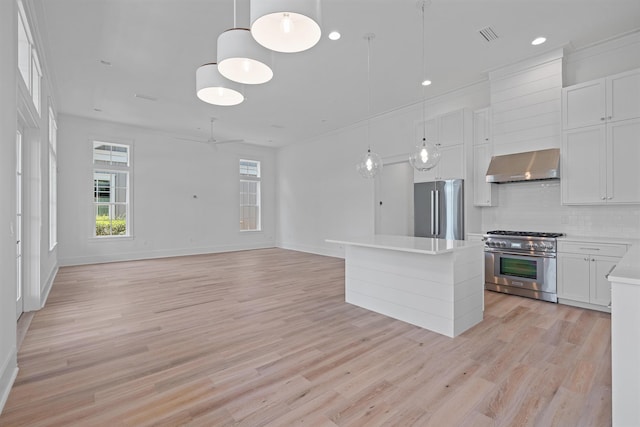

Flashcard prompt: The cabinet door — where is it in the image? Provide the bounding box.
[439,110,464,147]
[591,256,618,307]
[473,144,494,206]
[562,125,606,204]
[608,69,640,122]
[473,108,490,145]
[607,118,640,203]
[562,79,606,129]
[558,253,590,303]
[437,144,464,180]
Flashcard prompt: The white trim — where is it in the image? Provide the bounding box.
[39,265,58,309]
[277,241,345,259]
[0,346,18,416]
[58,242,277,267]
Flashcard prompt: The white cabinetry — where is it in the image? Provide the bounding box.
[472,108,497,206]
[557,240,627,311]
[414,109,466,182]
[561,68,640,205]
[562,68,640,129]
[562,118,640,204]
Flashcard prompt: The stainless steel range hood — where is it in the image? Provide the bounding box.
[486,148,560,183]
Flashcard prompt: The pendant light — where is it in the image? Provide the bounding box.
[410,1,440,172]
[196,63,244,106]
[250,0,321,53]
[356,34,383,179]
[218,0,273,85]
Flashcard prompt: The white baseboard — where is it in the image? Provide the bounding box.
[277,241,345,259]
[59,242,277,267]
[40,265,58,309]
[0,347,18,416]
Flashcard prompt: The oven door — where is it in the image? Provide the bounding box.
[485,250,556,295]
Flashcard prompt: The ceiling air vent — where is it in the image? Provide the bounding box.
[478,26,499,43]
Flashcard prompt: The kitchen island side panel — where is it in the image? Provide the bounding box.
[344,244,483,337]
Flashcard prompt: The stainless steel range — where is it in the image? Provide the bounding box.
[484,230,564,303]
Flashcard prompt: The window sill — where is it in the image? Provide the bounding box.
[89,235,134,242]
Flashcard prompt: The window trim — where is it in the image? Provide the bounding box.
[91,140,133,239]
[48,104,57,251]
[17,0,41,116]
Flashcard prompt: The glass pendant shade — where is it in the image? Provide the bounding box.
[356,148,383,179]
[217,28,273,85]
[195,63,244,106]
[409,137,440,171]
[250,0,321,53]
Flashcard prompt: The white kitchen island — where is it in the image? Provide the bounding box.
[326,235,484,338]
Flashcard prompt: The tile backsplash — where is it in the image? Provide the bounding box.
[481,181,640,238]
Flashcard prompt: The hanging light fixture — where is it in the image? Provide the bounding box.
[250,0,321,53]
[409,0,440,172]
[356,33,383,179]
[196,63,244,106]
[218,0,273,85]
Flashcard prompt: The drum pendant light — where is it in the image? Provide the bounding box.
[218,0,273,85]
[410,1,440,172]
[356,34,383,179]
[250,0,321,53]
[196,63,244,106]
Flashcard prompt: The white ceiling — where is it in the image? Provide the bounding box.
[36,0,640,147]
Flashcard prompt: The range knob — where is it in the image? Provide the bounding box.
[499,242,507,248]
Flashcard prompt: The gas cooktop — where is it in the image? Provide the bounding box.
[486,230,565,238]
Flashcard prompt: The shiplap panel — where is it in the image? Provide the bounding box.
[491,88,562,115]
[348,265,454,302]
[489,55,562,154]
[491,74,562,104]
[493,99,562,125]
[493,111,562,136]
[490,60,563,93]
[346,277,454,319]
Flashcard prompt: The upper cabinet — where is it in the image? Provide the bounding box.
[472,108,497,206]
[561,68,640,205]
[414,109,468,183]
[562,68,640,129]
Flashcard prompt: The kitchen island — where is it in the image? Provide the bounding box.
[326,235,484,338]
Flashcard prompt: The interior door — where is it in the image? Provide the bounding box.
[374,162,413,236]
[16,130,24,319]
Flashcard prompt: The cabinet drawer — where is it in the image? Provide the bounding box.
[558,241,628,257]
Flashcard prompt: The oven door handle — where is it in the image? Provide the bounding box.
[485,249,556,259]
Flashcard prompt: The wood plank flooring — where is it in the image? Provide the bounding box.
[0,248,611,426]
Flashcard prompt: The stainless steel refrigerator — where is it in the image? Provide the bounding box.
[414,179,464,240]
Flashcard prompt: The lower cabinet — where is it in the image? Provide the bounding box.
[557,241,628,312]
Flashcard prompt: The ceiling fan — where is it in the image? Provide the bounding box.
[175,118,244,146]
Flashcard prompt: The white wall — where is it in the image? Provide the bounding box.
[0,0,18,413]
[57,115,277,265]
[277,82,489,256]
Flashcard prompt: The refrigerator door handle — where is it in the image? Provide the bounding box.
[430,190,435,235]
[434,190,440,236]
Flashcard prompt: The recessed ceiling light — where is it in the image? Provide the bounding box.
[421,79,432,86]
[93,108,102,112]
[134,93,158,101]
[328,31,341,41]
[99,60,112,66]
[531,37,546,46]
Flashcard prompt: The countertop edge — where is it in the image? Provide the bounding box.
[326,239,452,255]
[609,243,640,286]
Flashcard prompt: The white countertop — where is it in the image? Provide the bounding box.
[326,234,482,255]
[558,235,638,246]
[609,243,640,286]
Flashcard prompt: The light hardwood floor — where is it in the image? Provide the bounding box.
[0,248,611,426]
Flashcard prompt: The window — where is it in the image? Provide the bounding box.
[17,0,41,114]
[239,159,261,231]
[93,142,131,237]
[48,106,57,250]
